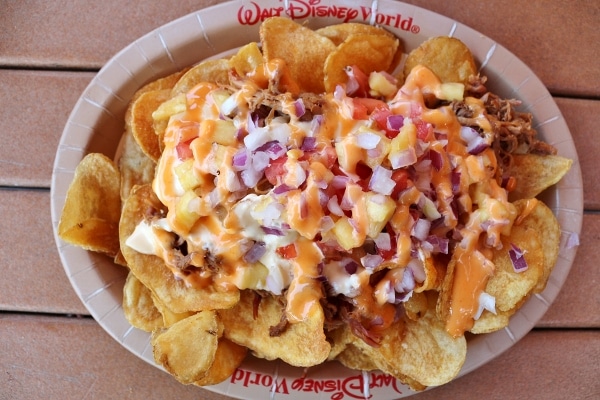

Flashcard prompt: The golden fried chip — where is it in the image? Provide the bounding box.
[469,307,513,334]
[130,89,171,162]
[194,338,248,386]
[513,199,561,293]
[486,223,544,312]
[508,154,573,201]
[403,36,477,84]
[118,128,156,202]
[170,58,231,97]
[354,293,466,390]
[324,33,399,93]
[151,292,195,328]
[317,22,403,71]
[122,271,164,332]
[336,343,379,371]
[130,68,189,103]
[260,17,336,94]
[151,311,220,384]
[219,290,331,367]
[119,184,240,313]
[229,42,264,78]
[58,153,121,257]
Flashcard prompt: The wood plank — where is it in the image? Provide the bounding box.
[1,1,598,97]
[555,97,600,210]
[0,70,94,187]
[1,314,598,400]
[0,189,88,315]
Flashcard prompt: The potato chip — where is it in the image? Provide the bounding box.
[119,184,240,313]
[130,68,190,103]
[513,199,561,293]
[486,223,544,312]
[118,127,156,202]
[129,89,173,162]
[170,58,231,97]
[507,154,573,201]
[58,153,121,257]
[353,293,466,390]
[469,307,513,334]
[403,36,477,84]
[151,311,220,384]
[193,338,248,386]
[219,290,331,367]
[324,33,399,93]
[122,271,164,332]
[151,292,195,328]
[260,17,336,94]
[336,343,379,371]
[229,42,264,78]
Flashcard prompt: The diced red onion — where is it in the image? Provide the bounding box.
[467,135,489,155]
[451,170,461,194]
[412,218,431,241]
[429,149,443,171]
[387,114,405,131]
[426,235,449,254]
[407,258,426,283]
[389,148,417,169]
[343,259,359,275]
[300,136,317,151]
[294,98,305,118]
[256,140,286,159]
[252,151,271,172]
[460,126,479,142]
[320,216,335,233]
[340,189,354,211]
[369,167,396,196]
[508,243,528,272]
[394,267,415,294]
[566,232,580,249]
[273,184,291,195]
[310,115,324,135]
[244,127,269,151]
[243,241,266,263]
[374,232,391,251]
[232,148,250,171]
[361,254,383,270]
[261,226,285,236]
[356,132,381,150]
[327,195,344,216]
[241,167,262,188]
[331,175,350,189]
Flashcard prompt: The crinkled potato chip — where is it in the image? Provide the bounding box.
[119,184,240,313]
[152,311,220,384]
[260,17,336,94]
[193,338,248,386]
[353,293,466,390]
[130,68,189,104]
[118,127,156,202]
[58,153,121,257]
[324,33,400,93]
[170,58,231,97]
[122,271,164,332]
[130,89,172,162]
[486,223,544,312]
[219,290,331,367]
[513,199,561,293]
[403,36,477,84]
[229,42,264,78]
[508,154,573,201]
[470,307,513,334]
[151,292,195,328]
[336,343,379,372]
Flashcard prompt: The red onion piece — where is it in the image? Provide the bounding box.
[300,136,317,151]
[361,254,383,270]
[387,114,405,131]
[566,232,580,249]
[374,232,391,251]
[261,226,285,236]
[327,195,344,216]
[508,243,528,272]
[356,132,381,150]
[343,259,359,275]
[389,148,417,169]
[232,148,250,171]
[369,165,395,196]
[412,218,431,241]
[294,98,305,118]
[243,241,266,263]
[273,184,291,195]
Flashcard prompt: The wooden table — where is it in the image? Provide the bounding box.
[1,1,598,399]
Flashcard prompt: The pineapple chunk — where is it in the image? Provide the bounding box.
[152,93,186,122]
[439,82,464,101]
[365,192,396,238]
[368,71,397,98]
[231,262,269,290]
[332,216,364,250]
[357,126,391,169]
[335,137,363,174]
[175,190,202,233]
[199,120,237,146]
[175,159,205,191]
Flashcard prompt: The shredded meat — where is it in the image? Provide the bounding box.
[453,75,557,177]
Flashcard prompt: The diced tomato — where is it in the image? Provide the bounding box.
[264,156,287,186]
[352,98,388,120]
[276,243,297,259]
[371,107,398,138]
[346,65,370,97]
[176,139,194,160]
[415,119,432,141]
[302,145,337,169]
[390,169,410,198]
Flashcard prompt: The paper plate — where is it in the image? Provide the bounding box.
[51,1,583,398]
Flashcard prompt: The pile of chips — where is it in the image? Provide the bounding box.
[58,17,571,390]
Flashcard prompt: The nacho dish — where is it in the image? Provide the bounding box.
[58,17,572,391]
